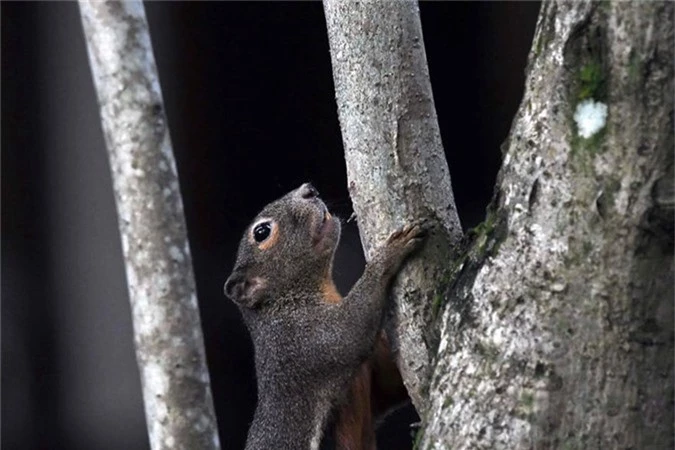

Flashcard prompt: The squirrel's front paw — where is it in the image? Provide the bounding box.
[385,219,432,260]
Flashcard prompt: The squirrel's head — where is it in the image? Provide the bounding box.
[224,183,341,309]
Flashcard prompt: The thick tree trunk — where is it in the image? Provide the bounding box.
[327,0,673,448]
[324,0,464,409]
[79,2,221,449]
[425,1,674,448]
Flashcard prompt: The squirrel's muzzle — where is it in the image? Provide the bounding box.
[296,182,319,200]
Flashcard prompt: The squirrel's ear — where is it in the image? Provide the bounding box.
[224,270,267,308]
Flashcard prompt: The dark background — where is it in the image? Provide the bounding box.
[2,2,540,449]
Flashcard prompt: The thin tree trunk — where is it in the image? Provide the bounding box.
[78,2,221,449]
[326,0,673,448]
[324,0,464,409]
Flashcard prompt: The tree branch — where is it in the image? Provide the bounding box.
[78,2,221,449]
[324,0,463,409]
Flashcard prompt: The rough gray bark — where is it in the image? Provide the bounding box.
[324,0,464,409]
[327,0,673,448]
[422,1,674,447]
[78,2,221,449]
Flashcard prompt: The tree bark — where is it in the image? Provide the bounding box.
[324,0,464,409]
[78,2,221,449]
[422,1,674,447]
[327,0,673,448]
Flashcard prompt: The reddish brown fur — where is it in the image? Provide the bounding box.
[335,362,375,450]
[369,333,409,419]
[321,279,343,305]
[321,281,408,450]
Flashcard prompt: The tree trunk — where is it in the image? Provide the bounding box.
[323,0,464,409]
[327,0,674,448]
[78,2,221,449]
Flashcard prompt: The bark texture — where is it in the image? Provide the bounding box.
[79,2,221,449]
[324,0,464,409]
[326,0,673,448]
[422,1,674,448]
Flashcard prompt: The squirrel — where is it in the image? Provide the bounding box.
[224,183,428,450]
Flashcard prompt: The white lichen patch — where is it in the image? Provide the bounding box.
[133,290,165,335]
[169,245,185,263]
[143,361,170,450]
[573,99,608,139]
[121,234,130,254]
[143,361,170,402]
[193,412,211,432]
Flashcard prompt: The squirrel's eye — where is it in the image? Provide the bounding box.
[253,222,272,243]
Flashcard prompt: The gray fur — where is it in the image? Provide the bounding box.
[225,183,428,450]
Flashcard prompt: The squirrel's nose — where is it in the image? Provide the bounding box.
[298,183,319,199]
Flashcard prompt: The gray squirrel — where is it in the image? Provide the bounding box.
[224,183,429,450]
